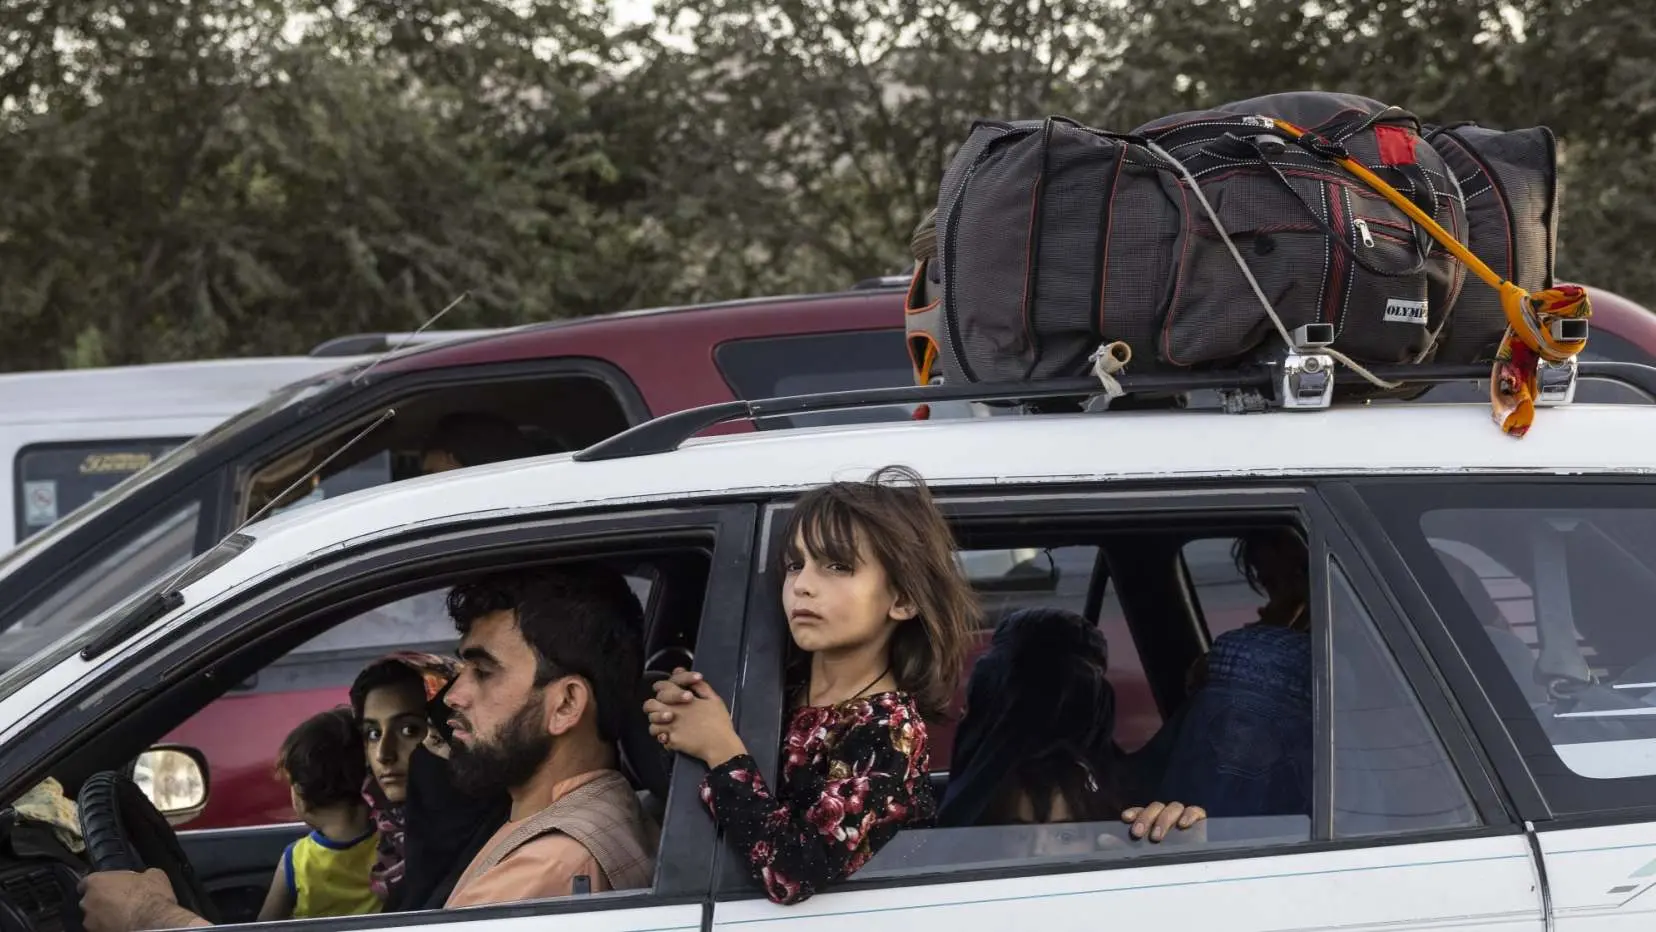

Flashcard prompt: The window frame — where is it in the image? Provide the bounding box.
[1337,476,1656,823]
[1,501,756,930]
[713,481,1513,899]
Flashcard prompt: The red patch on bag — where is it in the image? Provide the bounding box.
[1375,125,1416,165]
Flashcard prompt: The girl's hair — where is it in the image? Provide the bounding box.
[781,464,976,720]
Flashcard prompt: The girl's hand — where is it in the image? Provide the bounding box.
[643,669,748,768]
[1122,801,1207,842]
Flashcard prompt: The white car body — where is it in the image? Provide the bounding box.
[2,394,1654,932]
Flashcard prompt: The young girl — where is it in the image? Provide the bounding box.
[644,465,974,905]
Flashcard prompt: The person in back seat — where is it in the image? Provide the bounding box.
[419,413,540,475]
[937,607,1206,844]
[1153,529,1312,818]
[348,652,509,912]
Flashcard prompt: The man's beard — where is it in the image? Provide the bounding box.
[448,695,555,798]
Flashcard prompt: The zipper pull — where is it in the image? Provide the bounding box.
[1354,218,1375,247]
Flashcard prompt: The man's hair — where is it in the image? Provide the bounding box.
[277,707,368,809]
[447,566,645,743]
[423,413,539,468]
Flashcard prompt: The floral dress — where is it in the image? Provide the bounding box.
[699,691,934,905]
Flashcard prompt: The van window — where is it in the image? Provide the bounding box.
[14,440,187,541]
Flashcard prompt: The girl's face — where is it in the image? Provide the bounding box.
[782,529,916,657]
[361,681,430,804]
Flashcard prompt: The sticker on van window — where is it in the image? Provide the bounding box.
[78,452,155,475]
[23,481,58,526]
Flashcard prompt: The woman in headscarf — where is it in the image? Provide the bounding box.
[348,652,508,912]
[937,607,1205,843]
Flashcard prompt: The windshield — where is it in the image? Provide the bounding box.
[0,365,356,590]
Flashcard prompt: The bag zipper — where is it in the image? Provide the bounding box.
[1354,218,1375,247]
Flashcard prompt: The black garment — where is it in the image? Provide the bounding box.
[938,607,1121,827]
[389,745,509,912]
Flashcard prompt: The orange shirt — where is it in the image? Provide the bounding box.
[445,771,614,909]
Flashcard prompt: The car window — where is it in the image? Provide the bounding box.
[858,522,1480,882]
[932,546,1161,765]
[14,440,190,542]
[0,500,202,670]
[1181,537,1267,641]
[1418,506,1656,781]
[241,374,633,523]
[1330,559,1478,835]
[171,572,658,830]
[715,330,979,427]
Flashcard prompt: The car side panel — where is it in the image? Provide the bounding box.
[710,836,1541,932]
[1540,822,1656,929]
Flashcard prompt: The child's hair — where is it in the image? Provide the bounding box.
[781,464,977,719]
[277,707,369,810]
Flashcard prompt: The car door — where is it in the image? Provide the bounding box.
[3,502,754,932]
[1340,478,1656,931]
[709,486,1544,932]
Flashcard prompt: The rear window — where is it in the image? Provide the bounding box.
[715,330,933,428]
[14,440,187,541]
[1363,481,1656,814]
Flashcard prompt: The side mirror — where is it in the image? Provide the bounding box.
[957,548,1060,593]
[134,745,210,826]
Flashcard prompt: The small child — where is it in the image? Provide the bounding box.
[258,708,382,921]
[645,465,975,904]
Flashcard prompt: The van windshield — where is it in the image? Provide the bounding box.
[0,365,357,646]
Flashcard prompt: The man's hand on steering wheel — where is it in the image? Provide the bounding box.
[79,869,209,932]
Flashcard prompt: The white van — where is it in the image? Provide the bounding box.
[0,357,364,551]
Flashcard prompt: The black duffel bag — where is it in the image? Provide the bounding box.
[907,91,1556,388]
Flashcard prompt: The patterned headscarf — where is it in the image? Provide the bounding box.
[349,651,458,905]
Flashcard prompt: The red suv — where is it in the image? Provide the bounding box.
[1,280,1651,830]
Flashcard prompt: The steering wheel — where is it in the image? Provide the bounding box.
[76,772,217,923]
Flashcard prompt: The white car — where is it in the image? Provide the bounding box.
[3,363,1656,932]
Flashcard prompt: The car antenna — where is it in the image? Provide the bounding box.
[150,289,469,598]
[82,293,473,659]
[350,291,471,387]
[82,410,399,661]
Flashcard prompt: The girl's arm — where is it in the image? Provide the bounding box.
[256,846,297,922]
[701,698,929,906]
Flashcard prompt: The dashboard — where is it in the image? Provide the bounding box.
[0,819,86,932]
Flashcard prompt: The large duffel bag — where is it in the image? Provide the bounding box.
[1424,122,1560,363]
[910,91,1552,388]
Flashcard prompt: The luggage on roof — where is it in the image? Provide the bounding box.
[906,90,1589,435]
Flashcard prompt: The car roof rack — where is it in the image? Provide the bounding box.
[572,360,1656,463]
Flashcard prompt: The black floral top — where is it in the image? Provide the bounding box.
[699,691,934,905]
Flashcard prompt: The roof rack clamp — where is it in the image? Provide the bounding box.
[1535,355,1579,407]
[1278,349,1336,411]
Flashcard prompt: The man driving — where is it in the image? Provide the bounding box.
[79,565,657,931]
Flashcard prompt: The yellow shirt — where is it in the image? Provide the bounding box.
[285,829,382,919]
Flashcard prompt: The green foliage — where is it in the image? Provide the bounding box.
[1,0,1652,370]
